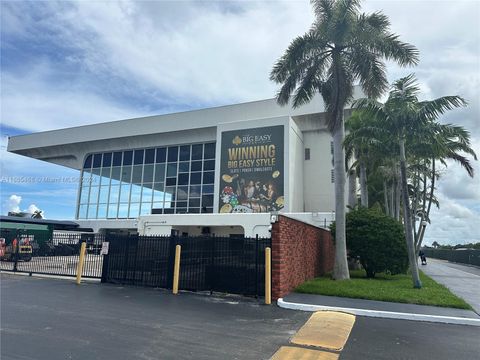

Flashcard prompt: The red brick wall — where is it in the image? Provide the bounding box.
[271,215,334,300]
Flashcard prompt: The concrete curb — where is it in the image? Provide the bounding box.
[277,298,480,327]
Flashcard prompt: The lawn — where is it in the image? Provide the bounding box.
[295,270,472,310]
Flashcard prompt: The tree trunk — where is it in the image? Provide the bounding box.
[348,169,357,209]
[332,118,350,280]
[359,160,368,207]
[395,167,401,221]
[390,181,395,218]
[417,158,435,252]
[399,139,422,288]
[383,180,389,215]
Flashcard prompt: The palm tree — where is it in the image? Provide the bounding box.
[344,110,384,208]
[409,122,476,252]
[31,210,44,219]
[356,74,469,288]
[270,0,419,280]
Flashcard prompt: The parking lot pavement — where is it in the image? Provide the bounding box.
[0,274,308,360]
[342,316,480,360]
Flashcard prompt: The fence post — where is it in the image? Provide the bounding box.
[265,247,271,305]
[172,245,181,295]
[12,237,19,272]
[254,235,259,298]
[76,242,87,285]
[101,236,109,283]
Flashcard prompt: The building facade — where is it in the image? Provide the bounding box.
[8,91,360,236]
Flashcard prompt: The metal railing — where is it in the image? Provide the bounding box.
[0,233,104,278]
[101,234,271,297]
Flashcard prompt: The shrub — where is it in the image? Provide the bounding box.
[332,207,408,278]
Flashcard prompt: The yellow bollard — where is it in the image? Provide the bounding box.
[172,245,181,294]
[265,247,271,305]
[76,242,87,285]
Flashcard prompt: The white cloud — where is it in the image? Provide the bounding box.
[6,194,22,213]
[26,204,42,215]
[424,193,480,245]
[4,194,42,216]
[1,65,148,132]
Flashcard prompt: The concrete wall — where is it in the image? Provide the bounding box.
[8,94,328,167]
[138,213,273,238]
[271,215,334,300]
[287,119,304,212]
[302,129,335,212]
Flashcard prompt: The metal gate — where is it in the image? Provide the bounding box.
[0,232,104,278]
[101,235,270,297]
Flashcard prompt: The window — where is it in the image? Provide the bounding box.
[331,169,335,183]
[156,148,166,163]
[93,154,102,168]
[168,146,178,162]
[77,141,217,219]
[123,151,133,165]
[145,149,155,164]
[134,149,144,165]
[84,155,92,168]
[305,148,310,160]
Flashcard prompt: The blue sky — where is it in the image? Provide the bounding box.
[1,0,479,245]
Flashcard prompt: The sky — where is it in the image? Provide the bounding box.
[1,0,479,246]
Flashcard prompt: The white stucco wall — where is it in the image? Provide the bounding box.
[302,130,336,212]
[138,213,273,238]
[288,119,304,212]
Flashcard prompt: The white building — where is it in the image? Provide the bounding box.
[8,91,361,237]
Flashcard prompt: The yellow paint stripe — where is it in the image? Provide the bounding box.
[271,346,339,360]
[291,311,356,351]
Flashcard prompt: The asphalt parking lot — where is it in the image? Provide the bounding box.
[3,273,480,360]
[0,274,308,360]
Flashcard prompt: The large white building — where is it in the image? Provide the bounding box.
[8,91,361,237]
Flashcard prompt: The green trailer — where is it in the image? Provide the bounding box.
[0,220,53,261]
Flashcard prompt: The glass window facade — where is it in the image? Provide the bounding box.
[77,142,216,219]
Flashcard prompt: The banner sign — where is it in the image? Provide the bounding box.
[218,125,284,213]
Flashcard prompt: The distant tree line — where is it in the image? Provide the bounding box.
[427,241,480,250]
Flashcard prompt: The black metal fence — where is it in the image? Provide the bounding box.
[0,232,104,278]
[102,235,270,297]
[423,248,480,267]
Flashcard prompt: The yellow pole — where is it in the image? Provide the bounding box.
[76,242,87,285]
[172,245,181,294]
[265,247,271,305]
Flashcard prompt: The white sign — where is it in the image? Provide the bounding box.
[100,242,109,255]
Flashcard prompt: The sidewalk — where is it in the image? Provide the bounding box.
[420,258,480,314]
[278,259,480,326]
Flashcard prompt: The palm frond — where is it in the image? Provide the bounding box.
[418,96,467,121]
[311,0,334,22]
[346,46,388,99]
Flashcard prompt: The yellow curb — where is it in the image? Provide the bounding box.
[291,311,356,351]
[271,346,339,360]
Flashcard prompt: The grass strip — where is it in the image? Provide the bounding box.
[295,270,472,310]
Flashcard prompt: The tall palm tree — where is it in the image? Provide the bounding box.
[270,0,418,280]
[356,74,469,288]
[410,122,476,252]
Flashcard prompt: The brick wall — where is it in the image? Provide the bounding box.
[271,215,334,300]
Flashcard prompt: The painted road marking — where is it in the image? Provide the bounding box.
[291,311,356,351]
[271,346,339,360]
